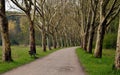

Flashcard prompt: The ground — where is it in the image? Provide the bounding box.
[1,47,86,75]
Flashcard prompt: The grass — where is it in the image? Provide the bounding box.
[76,48,120,75]
[0,46,60,74]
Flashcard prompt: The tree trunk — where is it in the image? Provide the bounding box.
[83,33,88,50]
[0,0,12,62]
[60,37,64,47]
[115,13,120,69]
[47,35,52,50]
[81,36,84,48]
[62,37,65,47]
[68,38,71,47]
[69,38,72,46]
[42,31,47,52]
[57,38,61,48]
[87,28,95,53]
[53,34,57,49]
[57,39,60,48]
[64,39,67,47]
[65,36,69,47]
[29,19,36,54]
[94,0,106,58]
[87,8,96,53]
[83,8,91,51]
[94,22,106,58]
[80,38,83,48]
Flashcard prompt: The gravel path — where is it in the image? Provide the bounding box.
[1,47,86,75]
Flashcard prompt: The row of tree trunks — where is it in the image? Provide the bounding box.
[0,0,12,62]
[46,35,76,50]
[78,0,92,51]
[43,28,78,51]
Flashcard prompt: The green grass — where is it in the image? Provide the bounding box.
[0,46,60,74]
[76,48,120,75]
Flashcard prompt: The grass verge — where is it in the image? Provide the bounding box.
[0,46,60,74]
[76,48,120,75]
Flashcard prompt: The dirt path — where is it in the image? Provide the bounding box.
[1,47,86,75]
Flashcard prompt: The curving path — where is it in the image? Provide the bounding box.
[1,47,86,75]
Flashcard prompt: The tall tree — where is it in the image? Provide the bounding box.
[35,0,51,51]
[35,0,64,50]
[94,0,120,58]
[115,12,120,69]
[0,0,12,61]
[11,0,36,54]
[74,0,91,50]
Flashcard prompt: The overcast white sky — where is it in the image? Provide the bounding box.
[6,0,20,11]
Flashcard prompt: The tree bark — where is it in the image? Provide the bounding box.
[0,0,12,62]
[10,0,37,54]
[42,31,47,52]
[115,13,120,69]
[65,35,69,47]
[53,34,57,49]
[94,22,106,58]
[94,0,106,58]
[83,31,88,50]
[87,28,95,53]
[81,36,84,48]
[29,20,36,54]
[94,0,120,58]
[47,35,52,50]
[83,9,91,51]
[26,12,36,54]
[87,1,97,53]
[60,37,64,47]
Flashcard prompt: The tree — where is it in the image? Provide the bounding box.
[35,0,64,50]
[115,12,120,69]
[0,0,12,61]
[94,0,120,58]
[35,0,52,51]
[74,0,91,50]
[11,0,36,54]
[87,0,99,53]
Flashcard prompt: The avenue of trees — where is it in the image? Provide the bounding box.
[0,0,120,70]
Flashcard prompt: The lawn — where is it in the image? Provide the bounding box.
[0,46,60,74]
[76,48,120,75]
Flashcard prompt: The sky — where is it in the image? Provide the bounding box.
[6,0,20,11]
